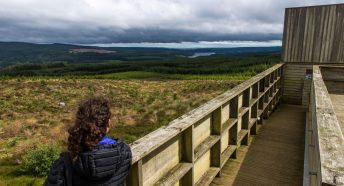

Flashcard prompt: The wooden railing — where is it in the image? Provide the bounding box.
[126,64,284,186]
[306,66,344,185]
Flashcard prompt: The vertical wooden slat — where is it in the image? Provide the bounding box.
[243,88,250,107]
[338,4,344,63]
[286,8,295,62]
[282,9,289,62]
[330,5,341,62]
[320,6,329,62]
[339,5,344,62]
[291,8,300,62]
[325,6,335,62]
[298,8,306,62]
[181,126,194,185]
[307,7,315,62]
[211,108,221,176]
[230,96,239,118]
[252,83,259,99]
[312,7,321,62]
[302,7,310,62]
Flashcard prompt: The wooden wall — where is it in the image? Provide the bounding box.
[283,64,312,105]
[282,4,344,63]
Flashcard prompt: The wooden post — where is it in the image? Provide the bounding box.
[265,75,270,87]
[251,121,257,135]
[252,82,259,99]
[259,78,265,93]
[229,123,238,158]
[264,91,269,103]
[212,107,222,135]
[251,103,258,132]
[230,96,239,158]
[211,107,222,176]
[269,87,273,97]
[242,112,250,145]
[230,96,239,118]
[181,125,194,185]
[126,160,143,186]
[243,88,250,107]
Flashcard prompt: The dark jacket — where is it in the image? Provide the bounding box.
[44,140,132,186]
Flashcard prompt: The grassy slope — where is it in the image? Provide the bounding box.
[0,77,242,185]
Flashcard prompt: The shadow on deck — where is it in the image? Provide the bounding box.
[212,104,306,186]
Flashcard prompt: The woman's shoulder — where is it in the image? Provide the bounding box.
[89,139,132,161]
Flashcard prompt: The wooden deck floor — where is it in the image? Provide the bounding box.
[211,104,306,186]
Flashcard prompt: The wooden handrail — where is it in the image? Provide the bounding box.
[308,66,344,185]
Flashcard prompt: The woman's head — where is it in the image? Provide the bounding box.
[68,96,112,159]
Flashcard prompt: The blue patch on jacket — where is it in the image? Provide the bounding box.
[99,135,117,145]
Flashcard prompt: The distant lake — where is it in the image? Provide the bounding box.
[84,40,282,49]
[189,52,216,58]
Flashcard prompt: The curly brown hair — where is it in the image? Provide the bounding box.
[68,96,112,160]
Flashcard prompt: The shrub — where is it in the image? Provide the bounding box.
[21,145,61,176]
[6,137,20,148]
[40,80,47,87]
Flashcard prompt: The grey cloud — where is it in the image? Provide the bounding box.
[0,0,343,43]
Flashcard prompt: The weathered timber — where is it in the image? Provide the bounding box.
[282,4,344,63]
[212,104,305,186]
[309,66,344,185]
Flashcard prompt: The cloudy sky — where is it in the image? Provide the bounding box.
[0,0,343,44]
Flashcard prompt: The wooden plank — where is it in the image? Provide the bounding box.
[292,9,300,62]
[284,81,304,85]
[195,167,220,186]
[283,93,303,97]
[282,8,289,61]
[238,107,249,117]
[220,145,237,168]
[284,70,309,74]
[326,5,335,62]
[238,129,248,143]
[339,5,344,62]
[313,6,323,62]
[320,6,329,62]
[284,72,308,76]
[298,8,306,62]
[182,126,194,163]
[194,135,220,161]
[302,7,310,62]
[283,85,303,89]
[288,8,296,62]
[221,118,237,134]
[283,79,305,83]
[249,118,258,129]
[330,5,341,62]
[305,7,312,62]
[283,77,305,81]
[155,163,192,186]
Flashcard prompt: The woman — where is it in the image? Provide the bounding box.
[45,96,132,186]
